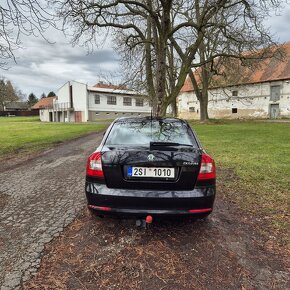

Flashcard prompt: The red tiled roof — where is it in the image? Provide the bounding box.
[181,42,290,92]
[31,97,56,109]
[94,83,127,90]
[180,71,200,92]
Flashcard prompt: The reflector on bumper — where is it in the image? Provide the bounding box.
[188,208,212,213]
[88,205,111,211]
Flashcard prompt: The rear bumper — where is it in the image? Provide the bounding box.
[85,181,216,218]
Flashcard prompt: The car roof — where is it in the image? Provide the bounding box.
[114,116,188,124]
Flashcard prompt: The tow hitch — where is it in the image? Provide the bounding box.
[136,215,153,228]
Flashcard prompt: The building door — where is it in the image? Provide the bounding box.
[75,111,82,122]
[270,104,279,119]
[49,112,53,122]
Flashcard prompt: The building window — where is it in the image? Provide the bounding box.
[135,98,144,107]
[123,97,132,106]
[95,94,100,104]
[232,108,238,113]
[270,85,280,101]
[232,90,238,97]
[107,96,116,105]
[95,112,99,115]
[189,107,195,112]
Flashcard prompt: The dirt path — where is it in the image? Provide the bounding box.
[24,182,289,289]
[0,133,103,290]
[0,133,289,290]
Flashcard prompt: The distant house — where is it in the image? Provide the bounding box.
[0,101,38,117]
[31,97,56,121]
[40,81,151,122]
[4,101,30,111]
[178,43,290,119]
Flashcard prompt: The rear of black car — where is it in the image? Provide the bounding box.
[85,117,216,219]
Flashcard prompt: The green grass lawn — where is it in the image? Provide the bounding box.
[190,120,290,240]
[0,116,107,159]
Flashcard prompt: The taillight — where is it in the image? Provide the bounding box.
[88,205,111,211]
[197,153,216,180]
[86,152,104,178]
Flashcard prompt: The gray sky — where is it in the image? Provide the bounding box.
[266,4,290,44]
[2,29,120,98]
[2,4,290,99]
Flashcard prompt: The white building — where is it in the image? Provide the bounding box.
[39,81,151,122]
[178,43,290,119]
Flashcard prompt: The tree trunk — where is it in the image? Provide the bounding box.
[152,18,166,117]
[171,100,177,117]
[155,48,167,116]
[188,68,209,121]
[199,91,209,121]
[145,2,156,115]
[155,0,172,117]
[159,100,168,117]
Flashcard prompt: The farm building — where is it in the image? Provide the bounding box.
[178,43,290,119]
[0,101,38,117]
[3,102,29,112]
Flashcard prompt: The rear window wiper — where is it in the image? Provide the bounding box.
[150,142,193,147]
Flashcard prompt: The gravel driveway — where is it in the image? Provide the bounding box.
[0,133,103,290]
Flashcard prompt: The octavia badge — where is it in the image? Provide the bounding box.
[147,154,155,161]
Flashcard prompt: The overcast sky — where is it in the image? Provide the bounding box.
[2,4,290,99]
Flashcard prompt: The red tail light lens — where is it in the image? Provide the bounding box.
[197,153,216,180]
[88,205,111,211]
[188,208,212,213]
[86,152,104,178]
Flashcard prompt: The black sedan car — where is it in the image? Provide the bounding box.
[86,117,216,221]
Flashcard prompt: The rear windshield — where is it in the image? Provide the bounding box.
[105,120,196,146]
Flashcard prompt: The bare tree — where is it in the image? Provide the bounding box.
[0,1,55,67]
[0,78,18,110]
[55,0,283,118]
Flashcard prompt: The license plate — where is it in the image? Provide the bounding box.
[127,166,175,178]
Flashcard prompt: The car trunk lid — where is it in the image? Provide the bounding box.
[101,145,201,190]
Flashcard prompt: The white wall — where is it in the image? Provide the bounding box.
[56,82,70,103]
[178,80,290,119]
[56,81,88,122]
[88,91,151,113]
[71,81,88,122]
[39,109,50,122]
